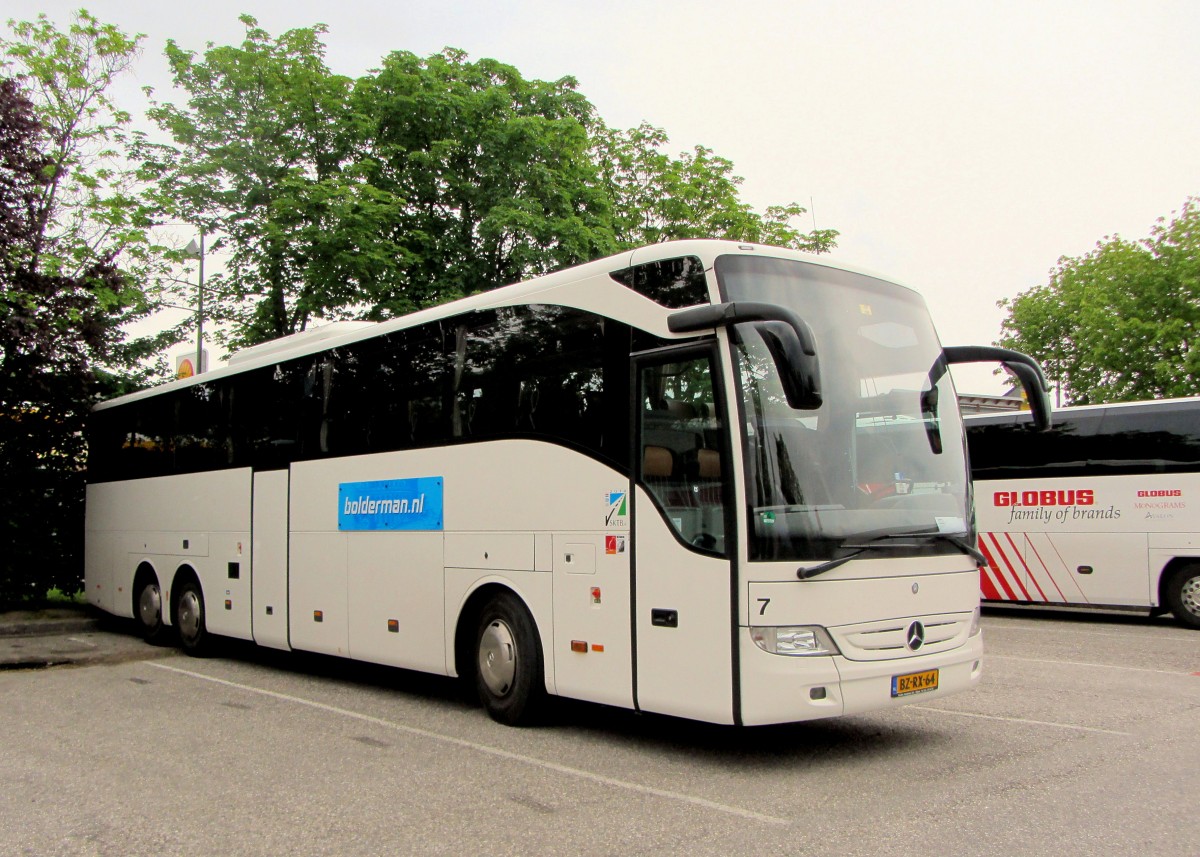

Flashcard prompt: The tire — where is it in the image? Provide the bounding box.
[1165,566,1200,630]
[135,577,168,645]
[175,578,212,656]
[474,592,545,726]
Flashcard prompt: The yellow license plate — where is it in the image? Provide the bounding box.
[891,668,939,697]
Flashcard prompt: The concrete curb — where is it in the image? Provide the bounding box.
[0,616,102,638]
[0,607,164,670]
[0,605,102,639]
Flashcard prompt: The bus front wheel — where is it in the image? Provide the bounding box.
[175,579,212,656]
[474,593,545,726]
[1165,566,1200,630]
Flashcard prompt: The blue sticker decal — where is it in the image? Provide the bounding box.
[338,477,443,531]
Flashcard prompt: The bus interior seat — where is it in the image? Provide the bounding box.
[643,445,674,479]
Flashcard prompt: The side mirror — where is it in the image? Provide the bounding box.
[754,321,822,410]
[668,302,822,410]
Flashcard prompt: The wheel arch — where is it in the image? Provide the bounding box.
[453,581,547,685]
[1158,557,1200,629]
[1156,556,1200,609]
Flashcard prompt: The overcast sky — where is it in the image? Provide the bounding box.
[17,0,1200,392]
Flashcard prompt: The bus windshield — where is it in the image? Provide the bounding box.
[717,254,970,561]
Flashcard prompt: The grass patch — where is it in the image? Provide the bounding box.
[44,587,87,605]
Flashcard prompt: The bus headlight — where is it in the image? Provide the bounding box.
[968,606,981,637]
[750,625,840,656]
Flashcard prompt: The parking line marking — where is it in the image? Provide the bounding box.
[989,654,1193,676]
[149,661,789,826]
[907,705,1131,736]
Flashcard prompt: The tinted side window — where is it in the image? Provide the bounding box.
[174,382,231,473]
[967,404,1200,479]
[1095,407,1200,470]
[89,306,651,480]
[87,407,124,483]
[232,362,306,470]
[967,413,1101,480]
[124,396,174,479]
[610,256,709,308]
[451,306,628,467]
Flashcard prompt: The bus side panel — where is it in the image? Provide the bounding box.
[975,473,1199,609]
[549,532,634,709]
[980,530,1153,606]
[251,470,290,650]
[84,471,252,634]
[286,441,630,693]
[83,488,117,613]
[1025,532,1149,607]
[348,531,445,673]
[288,531,348,656]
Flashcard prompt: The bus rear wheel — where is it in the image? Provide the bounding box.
[135,577,168,645]
[1165,566,1200,630]
[175,579,212,656]
[475,593,545,726]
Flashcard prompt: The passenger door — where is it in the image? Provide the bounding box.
[632,347,737,723]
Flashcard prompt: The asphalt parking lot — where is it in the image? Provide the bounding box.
[1,606,1196,856]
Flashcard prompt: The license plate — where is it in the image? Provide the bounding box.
[891,668,939,697]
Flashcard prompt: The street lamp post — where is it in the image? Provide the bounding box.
[184,232,205,373]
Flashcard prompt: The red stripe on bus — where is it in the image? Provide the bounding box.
[1005,531,1048,602]
[1023,535,1071,603]
[980,534,1020,601]
[984,530,1022,597]
[976,539,1006,600]
[979,564,1002,600]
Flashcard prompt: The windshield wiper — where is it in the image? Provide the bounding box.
[796,529,985,580]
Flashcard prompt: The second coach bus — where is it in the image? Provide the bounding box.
[966,398,1200,629]
[86,239,1051,725]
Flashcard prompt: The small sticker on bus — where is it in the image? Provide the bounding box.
[605,491,628,528]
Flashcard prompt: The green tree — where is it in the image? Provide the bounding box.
[145,22,838,351]
[354,48,616,317]
[999,198,1200,405]
[592,122,838,253]
[143,15,407,349]
[1,11,168,604]
[0,76,130,605]
[2,10,168,373]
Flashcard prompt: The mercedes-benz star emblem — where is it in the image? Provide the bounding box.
[906,621,926,651]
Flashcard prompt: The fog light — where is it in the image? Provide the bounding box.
[810,686,827,700]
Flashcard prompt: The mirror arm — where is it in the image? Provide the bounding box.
[668,302,817,355]
[943,345,1053,431]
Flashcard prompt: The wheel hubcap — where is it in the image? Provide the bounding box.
[178,590,202,640]
[1181,575,1200,616]
[139,584,161,627]
[478,619,517,697]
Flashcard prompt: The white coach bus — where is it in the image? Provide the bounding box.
[85,239,1050,725]
[966,398,1200,629]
